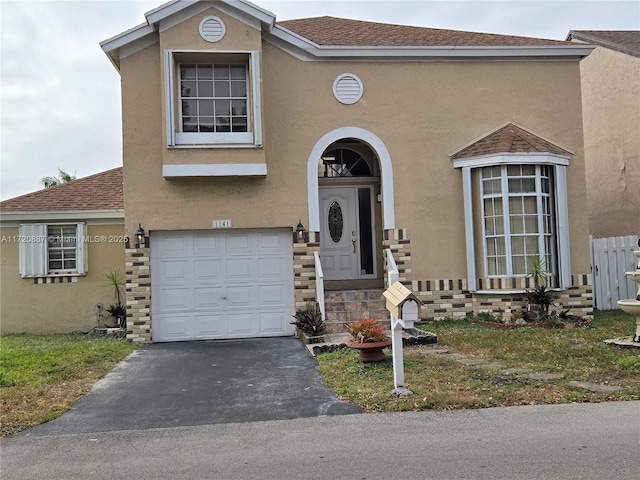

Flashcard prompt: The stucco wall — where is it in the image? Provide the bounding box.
[119,5,590,285]
[0,223,125,334]
[580,47,640,238]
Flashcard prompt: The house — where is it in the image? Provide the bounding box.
[566,30,640,238]
[0,168,125,334]
[100,0,595,343]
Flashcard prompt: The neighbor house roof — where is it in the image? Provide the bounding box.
[0,167,124,212]
[278,16,570,47]
[566,30,640,58]
[451,124,572,160]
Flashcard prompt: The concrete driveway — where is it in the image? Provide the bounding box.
[19,337,362,437]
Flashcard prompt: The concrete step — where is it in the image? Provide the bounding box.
[323,288,388,333]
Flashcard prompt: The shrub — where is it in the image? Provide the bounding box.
[291,303,325,336]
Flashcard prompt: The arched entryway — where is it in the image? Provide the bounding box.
[307,127,395,287]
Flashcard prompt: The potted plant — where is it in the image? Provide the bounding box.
[346,317,391,362]
[290,303,326,344]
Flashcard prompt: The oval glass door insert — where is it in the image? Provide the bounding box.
[328,201,344,243]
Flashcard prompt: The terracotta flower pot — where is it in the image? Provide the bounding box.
[346,338,392,362]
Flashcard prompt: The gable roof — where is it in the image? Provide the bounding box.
[101,0,594,67]
[278,16,570,47]
[567,30,640,58]
[0,167,124,213]
[450,124,572,160]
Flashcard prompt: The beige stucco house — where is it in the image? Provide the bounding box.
[567,30,640,238]
[0,168,125,334]
[101,0,595,343]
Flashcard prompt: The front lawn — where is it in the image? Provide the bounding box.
[0,333,138,437]
[317,310,640,412]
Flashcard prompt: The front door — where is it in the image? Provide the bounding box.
[319,186,375,281]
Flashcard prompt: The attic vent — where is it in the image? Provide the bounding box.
[333,73,363,105]
[199,16,226,43]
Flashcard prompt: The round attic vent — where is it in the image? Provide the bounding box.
[199,16,226,43]
[333,73,363,105]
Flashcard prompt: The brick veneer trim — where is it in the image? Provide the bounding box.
[125,247,152,343]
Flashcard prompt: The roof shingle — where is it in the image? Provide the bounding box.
[278,16,571,47]
[567,30,640,58]
[451,124,571,160]
[0,167,124,212]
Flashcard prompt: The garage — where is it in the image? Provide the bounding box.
[150,229,294,342]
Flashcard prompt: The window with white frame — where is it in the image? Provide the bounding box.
[481,164,556,277]
[454,154,572,291]
[18,223,86,277]
[165,50,262,147]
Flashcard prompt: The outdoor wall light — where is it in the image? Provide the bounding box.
[135,224,146,248]
[296,220,305,240]
[376,191,382,203]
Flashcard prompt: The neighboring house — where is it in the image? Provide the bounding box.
[101,0,595,343]
[0,168,125,334]
[566,30,640,238]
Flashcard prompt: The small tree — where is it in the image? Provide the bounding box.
[103,270,126,328]
[527,256,548,288]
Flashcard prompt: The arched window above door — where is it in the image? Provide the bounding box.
[319,148,372,177]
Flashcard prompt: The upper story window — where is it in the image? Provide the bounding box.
[180,64,248,135]
[481,165,556,277]
[165,50,262,148]
[18,223,86,277]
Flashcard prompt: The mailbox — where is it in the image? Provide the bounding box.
[383,281,422,325]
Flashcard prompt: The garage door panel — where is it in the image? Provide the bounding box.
[157,287,192,310]
[158,259,193,284]
[259,284,285,306]
[227,285,253,307]
[151,229,293,342]
[194,286,223,309]
[259,311,288,335]
[226,257,253,281]
[226,233,252,253]
[227,312,256,337]
[257,232,288,253]
[194,313,225,338]
[157,234,192,258]
[194,258,222,281]
[157,313,193,340]
[258,257,284,279]
[194,234,221,254]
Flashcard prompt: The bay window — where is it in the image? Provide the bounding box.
[454,154,571,291]
[481,164,556,277]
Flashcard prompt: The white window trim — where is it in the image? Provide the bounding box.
[454,153,571,291]
[18,223,87,278]
[164,50,262,148]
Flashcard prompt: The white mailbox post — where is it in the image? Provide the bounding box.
[383,281,422,392]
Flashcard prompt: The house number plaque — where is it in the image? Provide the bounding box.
[212,219,232,228]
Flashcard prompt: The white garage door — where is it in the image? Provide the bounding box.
[151,229,294,342]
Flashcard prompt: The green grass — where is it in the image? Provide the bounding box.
[0,333,138,437]
[317,310,640,412]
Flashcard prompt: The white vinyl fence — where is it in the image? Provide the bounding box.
[590,235,639,310]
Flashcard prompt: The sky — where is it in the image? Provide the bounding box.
[1,0,638,201]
